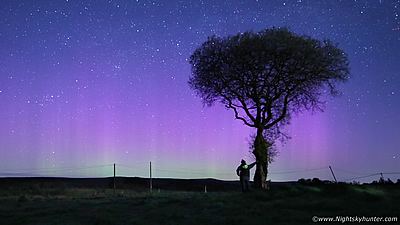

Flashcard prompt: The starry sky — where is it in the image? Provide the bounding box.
[1,0,399,182]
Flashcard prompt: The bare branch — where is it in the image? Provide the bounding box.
[223,95,256,127]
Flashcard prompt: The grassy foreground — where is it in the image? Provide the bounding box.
[0,182,399,225]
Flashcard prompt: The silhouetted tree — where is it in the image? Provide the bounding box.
[189,27,350,189]
[298,178,307,184]
[312,178,323,185]
[387,178,394,185]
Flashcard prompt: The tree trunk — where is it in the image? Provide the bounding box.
[254,160,269,189]
[252,129,269,189]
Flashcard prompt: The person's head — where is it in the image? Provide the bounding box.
[241,159,246,165]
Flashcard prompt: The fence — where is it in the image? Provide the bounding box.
[0,163,399,184]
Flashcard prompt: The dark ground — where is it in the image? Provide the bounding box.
[0,176,248,192]
[0,177,399,225]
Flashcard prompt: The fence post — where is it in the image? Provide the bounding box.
[329,166,337,183]
[114,163,116,190]
[150,161,153,193]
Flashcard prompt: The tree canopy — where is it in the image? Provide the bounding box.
[189,27,349,132]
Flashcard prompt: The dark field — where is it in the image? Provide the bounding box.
[0,177,399,225]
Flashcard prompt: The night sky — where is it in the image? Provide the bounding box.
[1,0,399,182]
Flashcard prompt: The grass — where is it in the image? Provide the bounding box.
[0,182,399,225]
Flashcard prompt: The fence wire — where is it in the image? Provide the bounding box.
[0,164,399,182]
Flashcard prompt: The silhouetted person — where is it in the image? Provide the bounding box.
[236,159,256,192]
